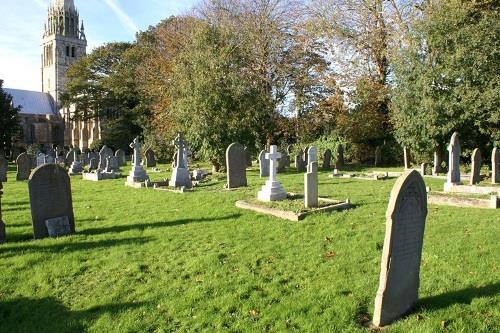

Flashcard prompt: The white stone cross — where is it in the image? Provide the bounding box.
[130,137,142,167]
[266,145,281,182]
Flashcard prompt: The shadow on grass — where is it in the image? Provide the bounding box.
[0,237,153,257]
[0,296,146,333]
[3,201,30,207]
[79,214,242,236]
[418,283,500,310]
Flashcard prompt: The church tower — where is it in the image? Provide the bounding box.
[41,0,87,107]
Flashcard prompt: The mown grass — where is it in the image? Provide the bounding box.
[0,162,498,333]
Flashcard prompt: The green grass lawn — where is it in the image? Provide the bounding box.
[0,163,498,332]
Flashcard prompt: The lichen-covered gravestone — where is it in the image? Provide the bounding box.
[373,170,428,327]
[226,143,247,189]
[259,150,269,178]
[144,148,156,168]
[0,155,7,182]
[492,147,499,184]
[28,164,75,239]
[470,148,481,185]
[16,152,31,181]
[115,149,126,166]
[322,149,332,170]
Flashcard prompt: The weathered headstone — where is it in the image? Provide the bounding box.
[403,147,411,169]
[492,147,499,184]
[0,181,5,243]
[144,148,156,168]
[69,150,83,175]
[105,156,119,173]
[258,145,287,202]
[226,143,247,189]
[305,146,319,208]
[295,149,306,173]
[98,146,113,170]
[126,137,149,184]
[169,133,192,188]
[16,152,31,181]
[322,149,332,169]
[374,146,382,167]
[0,155,7,182]
[36,153,46,167]
[373,170,428,327]
[470,148,481,185]
[277,152,288,173]
[115,149,126,166]
[336,144,344,170]
[446,132,461,186]
[28,164,75,239]
[432,147,443,175]
[259,150,269,178]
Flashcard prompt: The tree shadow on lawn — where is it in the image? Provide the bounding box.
[0,296,146,333]
[0,237,154,258]
[78,213,242,236]
[418,283,500,311]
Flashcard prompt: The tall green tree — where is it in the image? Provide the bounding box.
[391,0,500,152]
[0,80,21,154]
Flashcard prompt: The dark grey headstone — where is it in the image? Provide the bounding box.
[145,148,156,168]
[115,149,126,166]
[259,150,269,177]
[16,152,31,181]
[470,148,481,185]
[226,143,247,189]
[99,146,113,170]
[0,155,7,182]
[45,216,72,237]
[373,170,427,327]
[28,164,75,239]
[322,149,332,169]
[336,144,344,169]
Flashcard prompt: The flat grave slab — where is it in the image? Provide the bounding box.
[428,192,499,209]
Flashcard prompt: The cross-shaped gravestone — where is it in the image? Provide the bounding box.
[127,137,149,184]
[266,145,281,183]
[173,133,188,169]
[130,137,142,167]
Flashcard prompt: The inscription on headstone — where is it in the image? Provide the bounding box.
[45,216,72,237]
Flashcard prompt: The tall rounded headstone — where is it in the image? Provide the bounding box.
[144,148,156,168]
[373,170,427,327]
[492,147,499,184]
[259,150,269,178]
[0,155,7,182]
[16,152,31,181]
[470,148,481,185]
[446,132,461,185]
[226,143,247,189]
[28,164,75,239]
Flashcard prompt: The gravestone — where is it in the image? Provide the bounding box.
[492,147,499,184]
[169,133,192,188]
[145,148,156,168]
[373,170,428,327]
[295,149,306,173]
[403,147,411,169]
[99,146,114,170]
[28,164,75,239]
[0,155,7,182]
[336,144,344,170]
[226,143,247,189]
[374,146,382,167]
[305,146,319,208]
[0,181,5,243]
[303,148,309,165]
[126,137,149,184]
[259,150,269,178]
[16,152,31,181]
[88,158,98,171]
[65,150,74,166]
[258,145,287,202]
[470,148,481,185]
[44,155,55,165]
[277,152,288,173]
[115,149,126,166]
[322,149,332,169]
[446,132,461,187]
[36,153,46,167]
[244,147,252,167]
[432,147,444,175]
[69,150,83,175]
[420,163,429,176]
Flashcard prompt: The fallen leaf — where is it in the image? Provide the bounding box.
[325,251,336,258]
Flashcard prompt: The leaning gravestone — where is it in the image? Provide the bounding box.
[373,170,427,327]
[28,164,75,239]
[322,149,332,169]
[115,149,126,166]
[492,147,499,184]
[0,155,7,182]
[226,143,247,189]
[98,146,114,170]
[470,148,481,185]
[16,152,31,181]
[144,148,156,168]
[259,150,269,178]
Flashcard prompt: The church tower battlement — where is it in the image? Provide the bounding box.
[41,0,87,108]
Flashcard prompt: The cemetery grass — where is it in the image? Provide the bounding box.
[1,164,499,333]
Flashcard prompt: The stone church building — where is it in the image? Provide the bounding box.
[7,0,100,151]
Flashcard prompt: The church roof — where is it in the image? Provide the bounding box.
[4,88,57,116]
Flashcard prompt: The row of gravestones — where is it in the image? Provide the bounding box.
[1,141,440,328]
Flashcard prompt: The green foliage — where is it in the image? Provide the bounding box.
[0,80,21,153]
[89,139,102,152]
[391,0,500,152]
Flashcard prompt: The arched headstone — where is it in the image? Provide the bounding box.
[470,148,481,185]
[145,148,156,168]
[28,164,75,239]
[16,152,31,181]
[373,170,427,327]
[446,132,461,185]
[98,146,113,170]
[322,149,332,169]
[259,150,269,178]
[226,143,247,189]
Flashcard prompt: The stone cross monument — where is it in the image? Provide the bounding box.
[169,133,192,188]
[445,132,461,191]
[126,137,149,183]
[257,145,287,202]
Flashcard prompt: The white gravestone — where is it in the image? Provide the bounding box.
[445,132,462,190]
[126,137,149,183]
[257,145,287,202]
